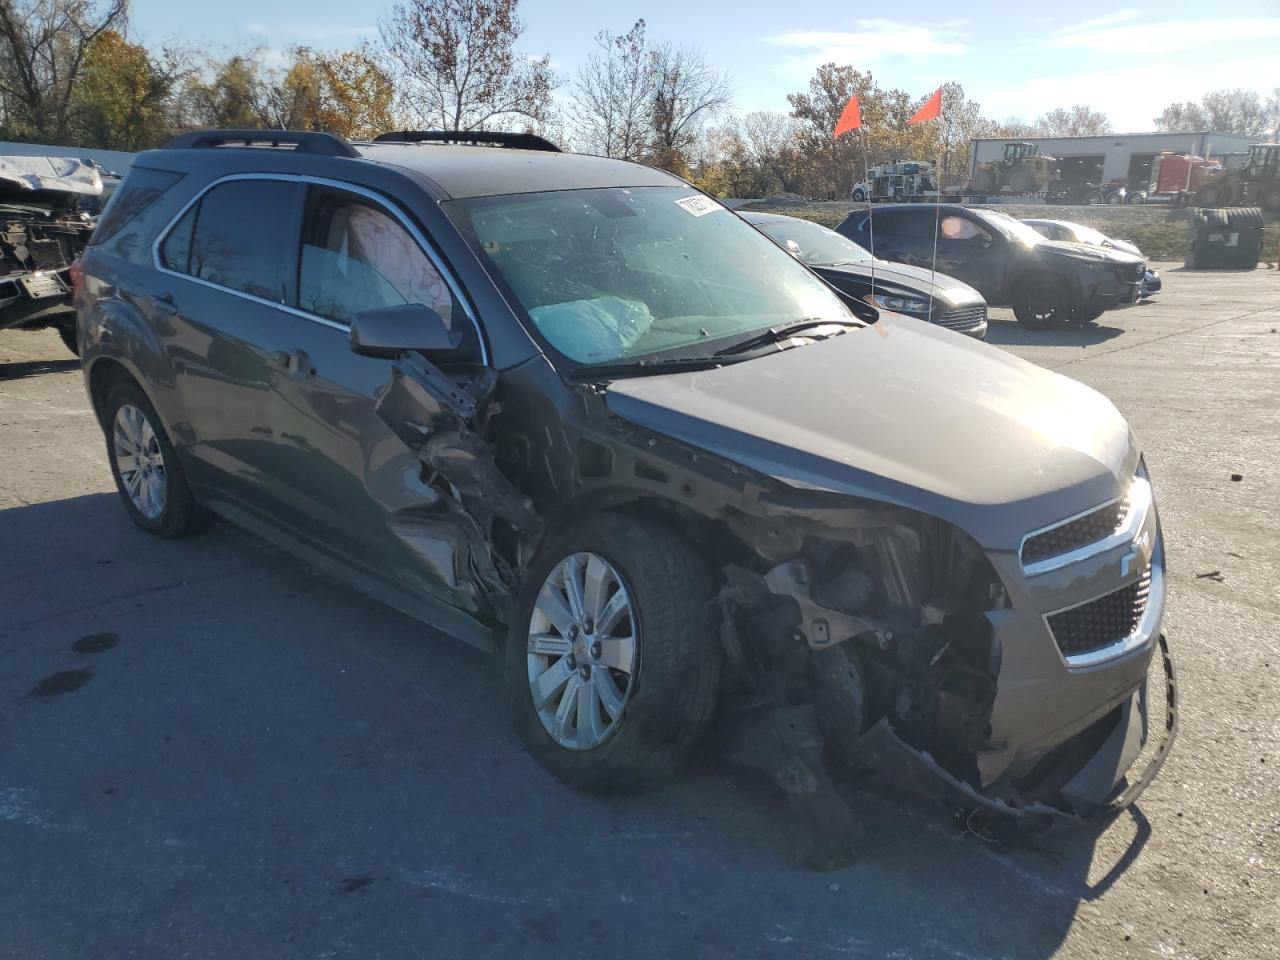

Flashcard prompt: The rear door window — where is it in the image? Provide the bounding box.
[168,179,302,303]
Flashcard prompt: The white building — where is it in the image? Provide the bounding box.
[968,131,1257,189]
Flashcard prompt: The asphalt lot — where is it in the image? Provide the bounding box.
[2,264,1278,959]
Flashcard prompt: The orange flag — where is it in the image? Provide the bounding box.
[834,94,862,136]
[909,86,943,124]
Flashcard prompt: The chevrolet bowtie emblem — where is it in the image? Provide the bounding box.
[1121,529,1153,577]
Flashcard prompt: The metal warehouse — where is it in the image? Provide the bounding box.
[969,131,1257,190]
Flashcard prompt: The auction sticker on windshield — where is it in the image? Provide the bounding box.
[674,195,720,217]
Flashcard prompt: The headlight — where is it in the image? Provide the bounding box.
[873,293,931,314]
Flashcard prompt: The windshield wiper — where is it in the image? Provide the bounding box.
[713,318,862,357]
[567,355,748,381]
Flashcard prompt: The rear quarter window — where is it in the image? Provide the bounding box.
[89,167,184,246]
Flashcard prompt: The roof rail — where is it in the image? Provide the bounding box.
[164,129,361,158]
[373,130,562,153]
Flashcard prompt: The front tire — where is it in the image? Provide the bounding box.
[852,188,866,203]
[1013,274,1073,327]
[103,380,203,537]
[505,513,720,792]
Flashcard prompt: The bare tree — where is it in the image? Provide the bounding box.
[1155,88,1272,137]
[0,0,128,142]
[570,19,652,159]
[379,0,555,132]
[1034,104,1111,137]
[647,41,731,169]
[740,110,803,193]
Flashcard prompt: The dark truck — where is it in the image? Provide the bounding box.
[0,156,103,355]
[838,204,1145,326]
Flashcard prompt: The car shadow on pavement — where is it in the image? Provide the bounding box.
[0,492,1152,959]
[0,357,81,381]
[985,320,1126,348]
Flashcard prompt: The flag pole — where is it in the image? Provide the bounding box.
[862,126,876,301]
[907,85,945,323]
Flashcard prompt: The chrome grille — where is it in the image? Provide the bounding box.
[934,304,987,330]
[1022,498,1131,566]
[1047,569,1152,658]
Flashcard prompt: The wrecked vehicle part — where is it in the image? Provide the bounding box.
[0,156,100,336]
[373,352,542,621]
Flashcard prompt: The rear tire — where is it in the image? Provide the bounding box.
[103,380,204,538]
[852,188,866,203]
[506,512,721,793]
[1013,274,1073,327]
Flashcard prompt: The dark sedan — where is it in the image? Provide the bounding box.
[742,211,988,340]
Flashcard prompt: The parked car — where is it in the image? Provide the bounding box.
[76,130,1174,835]
[0,155,102,354]
[837,204,1146,325]
[1021,219,1161,299]
[741,211,987,339]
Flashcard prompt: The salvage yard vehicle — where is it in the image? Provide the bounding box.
[1021,219,1162,299]
[0,155,102,355]
[75,129,1175,851]
[850,160,940,204]
[838,204,1146,326]
[742,211,988,339]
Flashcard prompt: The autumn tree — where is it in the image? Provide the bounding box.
[570,19,653,159]
[379,0,555,132]
[740,110,804,194]
[0,0,128,142]
[70,29,181,149]
[263,46,395,139]
[1034,105,1112,137]
[169,51,274,131]
[787,63,878,198]
[646,41,731,171]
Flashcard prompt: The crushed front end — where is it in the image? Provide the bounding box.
[718,467,1176,844]
[0,156,100,332]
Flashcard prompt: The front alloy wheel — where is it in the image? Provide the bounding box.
[527,552,637,750]
[506,513,720,792]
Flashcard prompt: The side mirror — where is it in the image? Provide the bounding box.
[349,303,462,359]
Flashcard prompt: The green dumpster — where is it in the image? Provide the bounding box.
[1185,207,1265,269]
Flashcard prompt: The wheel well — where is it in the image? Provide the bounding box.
[87,358,139,429]
[537,490,752,581]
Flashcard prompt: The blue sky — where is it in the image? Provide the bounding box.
[130,0,1280,131]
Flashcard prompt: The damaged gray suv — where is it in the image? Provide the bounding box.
[77,130,1175,836]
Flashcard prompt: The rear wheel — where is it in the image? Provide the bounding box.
[1084,189,1104,205]
[506,513,720,792]
[852,188,866,202]
[103,380,203,537]
[1013,274,1073,327]
[1197,181,1233,207]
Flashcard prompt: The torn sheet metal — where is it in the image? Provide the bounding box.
[374,353,542,618]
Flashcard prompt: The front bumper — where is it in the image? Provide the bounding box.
[1142,270,1162,298]
[1084,275,1143,311]
[0,268,74,329]
[861,633,1176,824]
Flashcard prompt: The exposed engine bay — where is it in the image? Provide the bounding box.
[372,349,1176,868]
[0,156,101,334]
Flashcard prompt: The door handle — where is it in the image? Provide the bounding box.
[273,349,315,378]
[149,292,177,315]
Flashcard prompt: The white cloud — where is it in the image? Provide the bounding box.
[977,54,1278,132]
[763,19,967,85]
[1053,9,1141,34]
[1046,17,1280,54]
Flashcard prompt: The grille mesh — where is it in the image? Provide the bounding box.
[1023,498,1131,566]
[1047,570,1152,658]
[935,304,987,330]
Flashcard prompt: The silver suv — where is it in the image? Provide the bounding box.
[76,130,1175,835]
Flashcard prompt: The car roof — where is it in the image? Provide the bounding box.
[354,142,679,200]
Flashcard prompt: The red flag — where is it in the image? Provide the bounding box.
[833,95,861,137]
[909,86,943,125]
